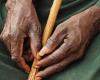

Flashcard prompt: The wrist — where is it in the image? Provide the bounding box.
[87,6,100,31]
[90,6,100,18]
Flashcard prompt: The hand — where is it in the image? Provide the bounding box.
[35,6,100,79]
[0,0,41,73]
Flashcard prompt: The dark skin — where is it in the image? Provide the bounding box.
[35,6,100,79]
[0,0,41,73]
[0,0,100,80]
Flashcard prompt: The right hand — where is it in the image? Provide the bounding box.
[0,0,41,73]
[36,6,100,79]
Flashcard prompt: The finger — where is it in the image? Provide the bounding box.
[24,50,34,62]
[29,10,42,59]
[17,57,31,73]
[11,38,30,73]
[0,14,11,51]
[35,77,42,80]
[36,41,86,79]
[37,30,79,68]
[39,24,68,57]
[42,37,88,77]
[0,33,11,51]
[30,30,41,58]
[36,51,80,78]
[37,43,69,68]
[29,28,41,59]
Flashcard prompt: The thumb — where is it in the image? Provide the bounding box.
[39,38,57,57]
[39,25,67,57]
[29,26,42,59]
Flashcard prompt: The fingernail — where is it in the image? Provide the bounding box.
[36,73,39,77]
[39,50,45,57]
[39,47,48,56]
[35,77,42,80]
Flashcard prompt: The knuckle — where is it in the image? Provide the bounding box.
[0,31,15,43]
[46,38,56,48]
[11,52,21,63]
[65,27,81,51]
[55,24,61,31]
[5,0,12,10]
[53,25,67,41]
[0,33,10,42]
[5,3,9,10]
[55,23,67,33]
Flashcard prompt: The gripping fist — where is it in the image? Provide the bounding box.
[0,0,41,73]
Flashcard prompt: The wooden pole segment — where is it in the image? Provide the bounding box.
[42,0,62,46]
[28,0,62,80]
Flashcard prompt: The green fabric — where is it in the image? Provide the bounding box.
[34,0,98,26]
[0,0,6,33]
[0,0,100,80]
[96,0,100,6]
[47,34,100,80]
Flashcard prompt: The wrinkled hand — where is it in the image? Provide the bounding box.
[0,0,41,73]
[36,6,100,78]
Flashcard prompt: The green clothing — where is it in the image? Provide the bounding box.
[34,0,99,26]
[96,0,100,6]
[0,0,100,80]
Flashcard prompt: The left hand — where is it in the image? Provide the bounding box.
[0,0,41,73]
[35,6,100,79]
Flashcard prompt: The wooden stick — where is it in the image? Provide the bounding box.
[42,0,62,46]
[28,0,62,80]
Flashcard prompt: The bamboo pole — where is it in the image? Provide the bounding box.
[28,0,62,80]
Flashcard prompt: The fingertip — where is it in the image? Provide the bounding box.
[39,47,47,57]
[36,71,45,78]
[33,64,40,69]
[21,64,30,73]
[25,68,30,73]
[36,60,42,68]
[35,77,42,80]
[39,46,50,57]
[36,72,41,77]
[17,58,31,73]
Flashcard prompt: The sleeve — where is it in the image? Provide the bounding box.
[96,0,100,7]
